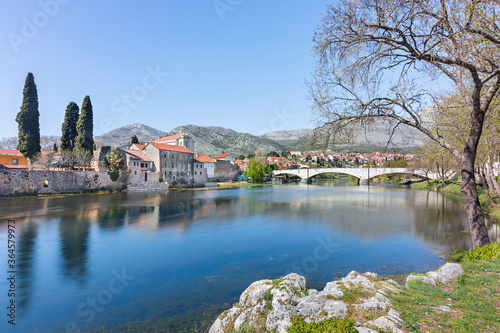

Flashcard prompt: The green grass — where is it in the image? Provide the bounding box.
[388,254,500,332]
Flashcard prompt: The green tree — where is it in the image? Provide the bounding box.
[246,159,266,183]
[16,72,41,168]
[236,154,246,160]
[247,153,255,159]
[280,151,290,158]
[131,135,139,145]
[104,148,124,171]
[266,151,279,157]
[74,96,94,152]
[53,143,58,152]
[310,0,500,248]
[60,102,79,151]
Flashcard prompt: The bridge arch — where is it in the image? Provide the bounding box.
[272,167,436,185]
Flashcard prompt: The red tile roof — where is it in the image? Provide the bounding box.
[0,149,23,156]
[194,157,204,163]
[149,142,194,154]
[119,148,152,161]
[131,143,145,149]
[151,135,179,143]
[196,154,216,163]
[213,153,232,159]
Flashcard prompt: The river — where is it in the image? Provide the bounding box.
[0,182,497,332]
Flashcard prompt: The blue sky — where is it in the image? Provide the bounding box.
[0,0,334,138]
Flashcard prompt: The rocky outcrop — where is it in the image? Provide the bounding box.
[209,264,464,333]
[405,263,463,286]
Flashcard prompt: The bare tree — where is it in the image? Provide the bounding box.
[310,0,499,248]
[0,137,19,150]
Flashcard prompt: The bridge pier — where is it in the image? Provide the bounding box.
[359,178,369,185]
[301,178,312,184]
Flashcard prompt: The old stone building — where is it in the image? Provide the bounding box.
[143,142,195,187]
[118,148,159,185]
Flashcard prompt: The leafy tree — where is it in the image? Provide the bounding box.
[104,148,124,171]
[74,96,94,152]
[309,0,500,248]
[280,151,290,158]
[16,72,41,168]
[247,153,255,159]
[266,151,279,157]
[245,159,266,183]
[53,143,58,152]
[60,102,79,151]
[131,135,139,145]
[236,154,246,160]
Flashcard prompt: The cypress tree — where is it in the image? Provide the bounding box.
[16,72,41,164]
[131,135,139,145]
[74,96,94,152]
[60,102,79,151]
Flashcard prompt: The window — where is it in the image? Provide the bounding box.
[169,171,172,176]
[135,171,137,175]
[194,171,196,175]
[12,159,18,165]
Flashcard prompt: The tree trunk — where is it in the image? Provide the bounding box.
[461,157,491,248]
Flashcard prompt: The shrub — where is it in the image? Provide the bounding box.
[108,171,120,181]
[456,242,500,261]
[286,316,357,333]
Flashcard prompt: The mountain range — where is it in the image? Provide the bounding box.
[94,122,422,156]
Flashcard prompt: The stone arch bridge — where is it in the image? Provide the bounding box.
[272,168,438,185]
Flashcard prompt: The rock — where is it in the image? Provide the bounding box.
[427,263,464,284]
[239,279,273,307]
[406,275,437,286]
[209,264,463,333]
[323,281,344,298]
[365,316,404,333]
[435,305,451,312]
[356,327,378,333]
[355,293,391,310]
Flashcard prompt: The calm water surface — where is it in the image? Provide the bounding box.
[1,183,496,332]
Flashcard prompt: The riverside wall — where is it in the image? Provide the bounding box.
[0,170,127,196]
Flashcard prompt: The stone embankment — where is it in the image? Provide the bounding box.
[209,263,464,333]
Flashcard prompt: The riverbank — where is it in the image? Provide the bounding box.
[207,243,499,333]
[412,179,500,220]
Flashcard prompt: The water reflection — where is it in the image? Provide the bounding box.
[59,216,90,285]
[0,184,497,332]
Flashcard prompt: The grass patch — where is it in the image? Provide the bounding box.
[388,260,500,333]
[286,316,357,333]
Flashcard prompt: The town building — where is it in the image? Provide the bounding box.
[0,149,28,168]
[143,142,195,187]
[151,133,194,152]
[196,154,216,178]
[213,153,233,161]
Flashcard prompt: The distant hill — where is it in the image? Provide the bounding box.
[94,123,287,156]
[94,123,165,147]
[94,120,422,156]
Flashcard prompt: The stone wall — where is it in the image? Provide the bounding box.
[214,160,240,181]
[0,170,127,196]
